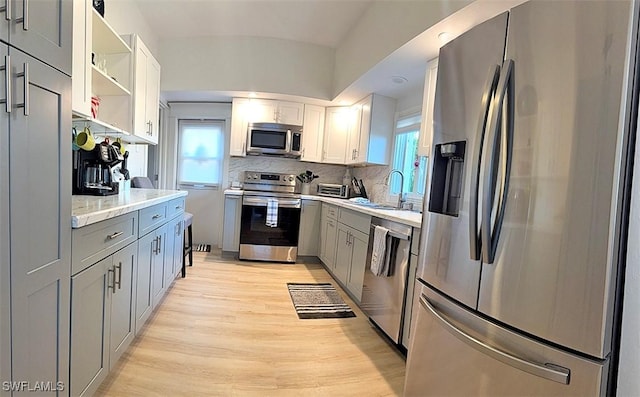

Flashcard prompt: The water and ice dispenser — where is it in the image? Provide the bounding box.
[428,141,466,216]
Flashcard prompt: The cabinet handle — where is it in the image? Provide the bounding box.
[115,262,122,290]
[15,0,26,30]
[0,0,11,20]
[14,0,29,31]
[152,214,162,219]
[153,236,158,254]
[15,62,28,116]
[107,268,116,292]
[175,205,182,210]
[157,235,162,254]
[107,231,124,240]
[0,55,11,113]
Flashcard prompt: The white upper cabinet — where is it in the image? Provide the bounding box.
[131,35,161,144]
[72,0,93,117]
[418,58,438,157]
[246,99,304,125]
[230,98,249,157]
[300,104,325,162]
[322,107,351,164]
[72,4,133,137]
[347,94,396,165]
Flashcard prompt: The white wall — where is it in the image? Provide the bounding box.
[332,0,472,97]
[105,0,159,54]
[159,37,335,100]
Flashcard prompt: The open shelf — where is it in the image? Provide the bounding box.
[92,9,132,55]
[91,65,131,96]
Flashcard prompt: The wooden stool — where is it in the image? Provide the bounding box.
[182,212,193,278]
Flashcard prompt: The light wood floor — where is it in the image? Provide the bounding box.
[97,251,406,396]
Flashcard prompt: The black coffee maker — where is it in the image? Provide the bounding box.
[73,141,124,196]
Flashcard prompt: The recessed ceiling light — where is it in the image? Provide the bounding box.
[391,76,408,84]
[438,32,454,44]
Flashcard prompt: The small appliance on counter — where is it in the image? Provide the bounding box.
[73,142,124,196]
[317,183,349,198]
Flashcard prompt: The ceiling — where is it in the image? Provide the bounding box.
[132,0,373,49]
[133,0,524,105]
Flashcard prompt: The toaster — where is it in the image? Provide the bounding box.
[317,183,349,198]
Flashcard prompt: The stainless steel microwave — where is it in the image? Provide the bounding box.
[247,122,302,158]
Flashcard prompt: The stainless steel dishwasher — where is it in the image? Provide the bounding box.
[361,217,412,345]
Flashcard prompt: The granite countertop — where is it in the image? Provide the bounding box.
[72,188,188,228]
[223,189,422,228]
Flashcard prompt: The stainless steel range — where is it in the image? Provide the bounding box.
[239,171,301,263]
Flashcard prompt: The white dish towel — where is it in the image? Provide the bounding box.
[370,225,389,276]
[266,198,278,227]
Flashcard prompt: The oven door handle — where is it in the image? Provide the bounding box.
[242,197,301,209]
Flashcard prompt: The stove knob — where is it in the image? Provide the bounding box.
[288,176,294,182]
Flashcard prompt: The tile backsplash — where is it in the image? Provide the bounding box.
[228,156,416,208]
[228,157,347,193]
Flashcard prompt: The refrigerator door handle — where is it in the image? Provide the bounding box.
[481,59,515,264]
[469,64,501,260]
[419,293,570,385]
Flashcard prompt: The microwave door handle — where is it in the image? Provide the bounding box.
[286,129,292,153]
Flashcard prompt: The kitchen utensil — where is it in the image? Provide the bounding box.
[351,177,361,196]
[76,127,96,151]
[358,179,368,199]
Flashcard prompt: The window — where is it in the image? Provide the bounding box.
[177,120,224,188]
[389,112,428,198]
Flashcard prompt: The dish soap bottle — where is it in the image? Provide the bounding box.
[342,167,352,186]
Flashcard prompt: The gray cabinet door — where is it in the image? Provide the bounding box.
[173,219,184,277]
[164,218,178,288]
[346,230,368,302]
[135,231,155,333]
[222,196,241,252]
[9,48,71,395]
[70,257,111,397]
[0,43,9,396]
[334,225,351,285]
[151,224,167,309]
[298,200,320,256]
[323,218,338,270]
[8,0,72,75]
[109,242,137,369]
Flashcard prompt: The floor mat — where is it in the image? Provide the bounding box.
[287,283,356,319]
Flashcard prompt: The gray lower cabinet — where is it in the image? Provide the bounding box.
[298,200,321,256]
[166,216,184,282]
[222,195,242,252]
[335,223,369,302]
[402,228,421,349]
[319,203,338,268]
[136,230,157,333]
[151,223,168,309]
[70,242,137,397]
[320,204,370,302]
[9,47,71,396]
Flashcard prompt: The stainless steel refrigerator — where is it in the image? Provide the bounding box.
[404,1,638,395]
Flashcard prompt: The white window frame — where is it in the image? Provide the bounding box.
[176,119,225,190]
[387,107,427,209]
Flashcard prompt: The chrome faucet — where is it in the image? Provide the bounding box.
[385,169,406,209]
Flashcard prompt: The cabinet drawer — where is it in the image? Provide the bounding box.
[338,208,371,235]
[72,212,137,275]
[139,203,168,236]
[322,203,338,220]
[167,197,186,219]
